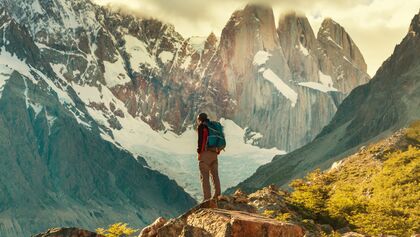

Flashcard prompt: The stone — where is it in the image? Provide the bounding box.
[186,208,304,237]
[139,217,167,237]
[33,227,104,237]
[155,208,304,237]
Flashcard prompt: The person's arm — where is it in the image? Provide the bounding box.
[197,124,203,154]
[197,125,208,154]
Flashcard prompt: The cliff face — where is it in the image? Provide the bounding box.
[317,18,370,96]
[229,10,420,194]
[201,7,370,151]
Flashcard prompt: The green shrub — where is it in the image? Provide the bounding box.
[406,120,420,143]
[288,146,420,236]
[96,223,138,237]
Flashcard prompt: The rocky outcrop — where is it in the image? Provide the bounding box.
[144,200,304,237]
[141,184,374,236]
[33,228,103,237]
[139,217,167,237]
[317,18,370,96]
[277,11,319,83]
[229,10,420,194]
[186,208,304,237]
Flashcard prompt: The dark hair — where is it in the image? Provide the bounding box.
[197,112,208,122]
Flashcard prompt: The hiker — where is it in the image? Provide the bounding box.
[196,112,223,201]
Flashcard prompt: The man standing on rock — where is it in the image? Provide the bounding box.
[197,112,222,201]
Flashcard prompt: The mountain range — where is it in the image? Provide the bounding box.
[0,0,371,202]
[0,0,415,236]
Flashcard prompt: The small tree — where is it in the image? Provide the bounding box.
[96,222,138,237]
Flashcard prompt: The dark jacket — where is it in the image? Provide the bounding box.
[197,120,209,154]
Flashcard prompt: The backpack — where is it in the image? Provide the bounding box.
[206,121,226,151]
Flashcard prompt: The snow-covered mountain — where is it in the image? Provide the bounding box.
[0,0,371,234]
[0,4,196,237]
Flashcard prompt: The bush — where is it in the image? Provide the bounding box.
[96,223,138,237]
[289,169,333,219]
[406,120,420,143]
[288,145,420,236]
[350,146,420,235]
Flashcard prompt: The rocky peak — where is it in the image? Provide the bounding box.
[318,18,367,72]
[203,4,293,116]
[244,4,279,51]
[277,11,319,82]
[375,10,420,81]
[204,32,218,50]
[408,10,420,36]
[221,4,279,53]
[278,11,318,56]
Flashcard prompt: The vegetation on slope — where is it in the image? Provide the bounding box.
[287,121,420,236]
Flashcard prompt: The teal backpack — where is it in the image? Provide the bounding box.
[206,121,226,151]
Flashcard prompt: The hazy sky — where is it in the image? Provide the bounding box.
[93,0,420,76]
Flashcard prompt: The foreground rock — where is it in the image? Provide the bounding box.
[33,227,103,237]
[140,193,305,237]
[153,206,304,237]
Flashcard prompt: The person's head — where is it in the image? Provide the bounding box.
[197,112,208,124]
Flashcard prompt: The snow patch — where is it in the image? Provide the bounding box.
[45,110,57,135]
[162,121,173,131]
[28,102,43,117]
[298,82,338,93]
[103,57,131,87]
[23,77,30,108]
[124,35,158,69]
[253,51,271,66]
[319,70,334,88]
[158,51,174,64]
[31,0,44,14]
[343,56,354,65]
[0,65,11,99]
[181,56,191,70]
[188,36,206,52]
[0,47,33,99]
[262,69,298,107]
[298,43,309,56]
[327,36,343,49]
[0,47,32,78]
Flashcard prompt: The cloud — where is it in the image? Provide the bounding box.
[93,0,420,76]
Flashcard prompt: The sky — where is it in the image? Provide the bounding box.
[93,0,420,76]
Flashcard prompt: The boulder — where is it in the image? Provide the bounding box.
[33,227,103,237]
[139,217,167,237]
[187,208,304,237]
[155,208,304,237]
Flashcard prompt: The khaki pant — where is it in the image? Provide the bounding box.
[199,150,221,201]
